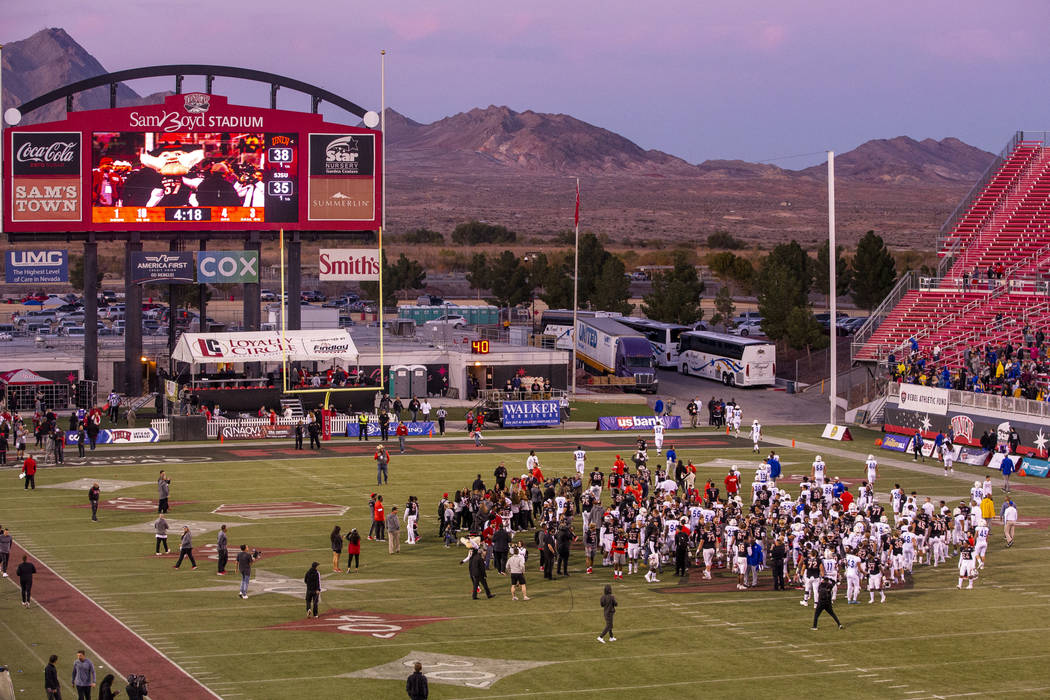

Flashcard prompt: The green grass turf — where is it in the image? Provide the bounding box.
[2,434,1049,699]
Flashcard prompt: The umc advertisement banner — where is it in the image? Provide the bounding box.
[501,400,561,427]
[597,415,683,431]
[5,249,69,283]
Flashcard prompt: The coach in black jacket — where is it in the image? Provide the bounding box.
[468,548,494,599]
[406,662,428,699]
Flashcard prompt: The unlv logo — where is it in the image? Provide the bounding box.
[950,415,974,442]
[197,338,224,358]
[183,92,210,114]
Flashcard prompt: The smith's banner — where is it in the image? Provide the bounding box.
[897,385,949,415]
[501,400,561,427]
[131,251,196,284]
[196,250,259,283]
[5,249,68,283]
[596,415,682,431]
[318,249,381,281]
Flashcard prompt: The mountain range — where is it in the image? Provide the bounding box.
[0,27,997,245]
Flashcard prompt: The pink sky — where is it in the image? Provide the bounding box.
[4,0,1048,165]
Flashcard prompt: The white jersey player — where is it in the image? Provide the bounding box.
[974,519,989,569]
[732,407,743,438]
[843,549,863,604]
[573,446,586,475]
[750,420,762,453]
[865,454,878,485]
[942,443,954,476]
[970,481,983,508]
[653,421,664,455]
[812,456,827,486]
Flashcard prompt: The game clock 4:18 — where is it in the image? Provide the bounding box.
[164,207,212,222]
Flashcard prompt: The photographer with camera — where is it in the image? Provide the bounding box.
[125,674,149,700]
[236,543,256,599]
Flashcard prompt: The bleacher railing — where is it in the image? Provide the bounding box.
[850,270,917,361]
[887,381,1050,420]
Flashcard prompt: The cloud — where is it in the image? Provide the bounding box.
[381,11,443,41]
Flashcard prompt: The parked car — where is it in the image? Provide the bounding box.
[416,294,445,306]
[424,314,468,329]
[301,290,326,302]
[65,326,86,337]
[732,311,763,325]
[814,312,848,331]
[729,319,764,337]
[0,332,13,341]
[260,289,277,302]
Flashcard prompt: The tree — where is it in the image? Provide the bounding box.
[361,251,426,307]
[766,241,812,299]
[466,253,489,299]
[69,253,103,295]
[401,228,445,244]
[814,241,853,300]
[706,251,754,294]
[706,231,745,250]
[757,261,804,341]
[450,220,516,245]
[850,230,897,311]
[488,251,533,309]
[710,287,736,332]
[537,234,631,313]
[641,252,705,324]
[591,256,633,315]
[783,306,829,354]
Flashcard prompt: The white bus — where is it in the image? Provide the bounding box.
[617,318,690,369]
[677,330,775,387]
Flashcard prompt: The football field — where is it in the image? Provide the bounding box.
[1,425,1049,699]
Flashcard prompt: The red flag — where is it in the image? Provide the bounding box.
[574,179,580,228]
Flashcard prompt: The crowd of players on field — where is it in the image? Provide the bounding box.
[438,431,1009,601]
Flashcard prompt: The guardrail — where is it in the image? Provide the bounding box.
[850,271,916,361]
[887,381,1050,420]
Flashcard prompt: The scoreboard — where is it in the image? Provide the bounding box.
[4,93,381,234]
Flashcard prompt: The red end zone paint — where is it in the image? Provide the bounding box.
[74,497,194,511]
[266,609,450,638]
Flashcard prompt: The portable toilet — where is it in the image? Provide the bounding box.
[388,365,411,398]
[409,364,428,397]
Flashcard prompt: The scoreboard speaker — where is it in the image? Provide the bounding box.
[171,415,207,442]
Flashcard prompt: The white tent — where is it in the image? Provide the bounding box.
[172,329,358,366]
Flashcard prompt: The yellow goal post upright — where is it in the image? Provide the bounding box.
[278,227,385,411]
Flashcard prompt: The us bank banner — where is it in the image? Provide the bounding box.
[501,400,561,427]
[597,415,682,431]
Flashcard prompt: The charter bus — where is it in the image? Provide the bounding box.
[677,330,775,387]
[616,318,690,369]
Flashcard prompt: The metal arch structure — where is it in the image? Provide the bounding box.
[13,64,370,120]
[3,65,379,394]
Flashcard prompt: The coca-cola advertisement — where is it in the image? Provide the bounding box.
[12,132,81,176]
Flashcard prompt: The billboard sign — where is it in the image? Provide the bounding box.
[196,250,259,283]
[897,385,949,415]
[318,249,381,281]
[218,424,294,441]
[596,415,682,431]
[3,94,382,233]
[501,400,561,427]
[880,433,911,452]
[131,251,196,284]
[10,131,82,222]
[5,249,69,283]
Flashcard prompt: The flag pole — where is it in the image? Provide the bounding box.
[378,49,387,393]
[571,177,580,397]
[828,151,838,425]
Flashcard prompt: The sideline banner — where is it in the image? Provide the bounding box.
[897,385,949,415]
[64,427,159,444]
[880,433,910,452]
[1020,457,1050,478]
[501,400,561,427]
[596,415,682,431]
[345,421,435,438]
[218,424,294,441]
[821,424,852,441]
[955,445,990,466]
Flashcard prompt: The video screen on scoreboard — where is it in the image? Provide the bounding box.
[90,131,298,224]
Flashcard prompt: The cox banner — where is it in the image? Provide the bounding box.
[597,415,682,431]
[345,420,435,438]
[318,249,380,281]
[501,400,561,427]
[196,250,259,283]
[131,251,195,284]
[65,428,159,444]
[1020,457,1050,478]
[897,385,949,416]
[5,249,68,283]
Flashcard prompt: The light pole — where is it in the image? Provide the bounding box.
[571,177,580,397]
